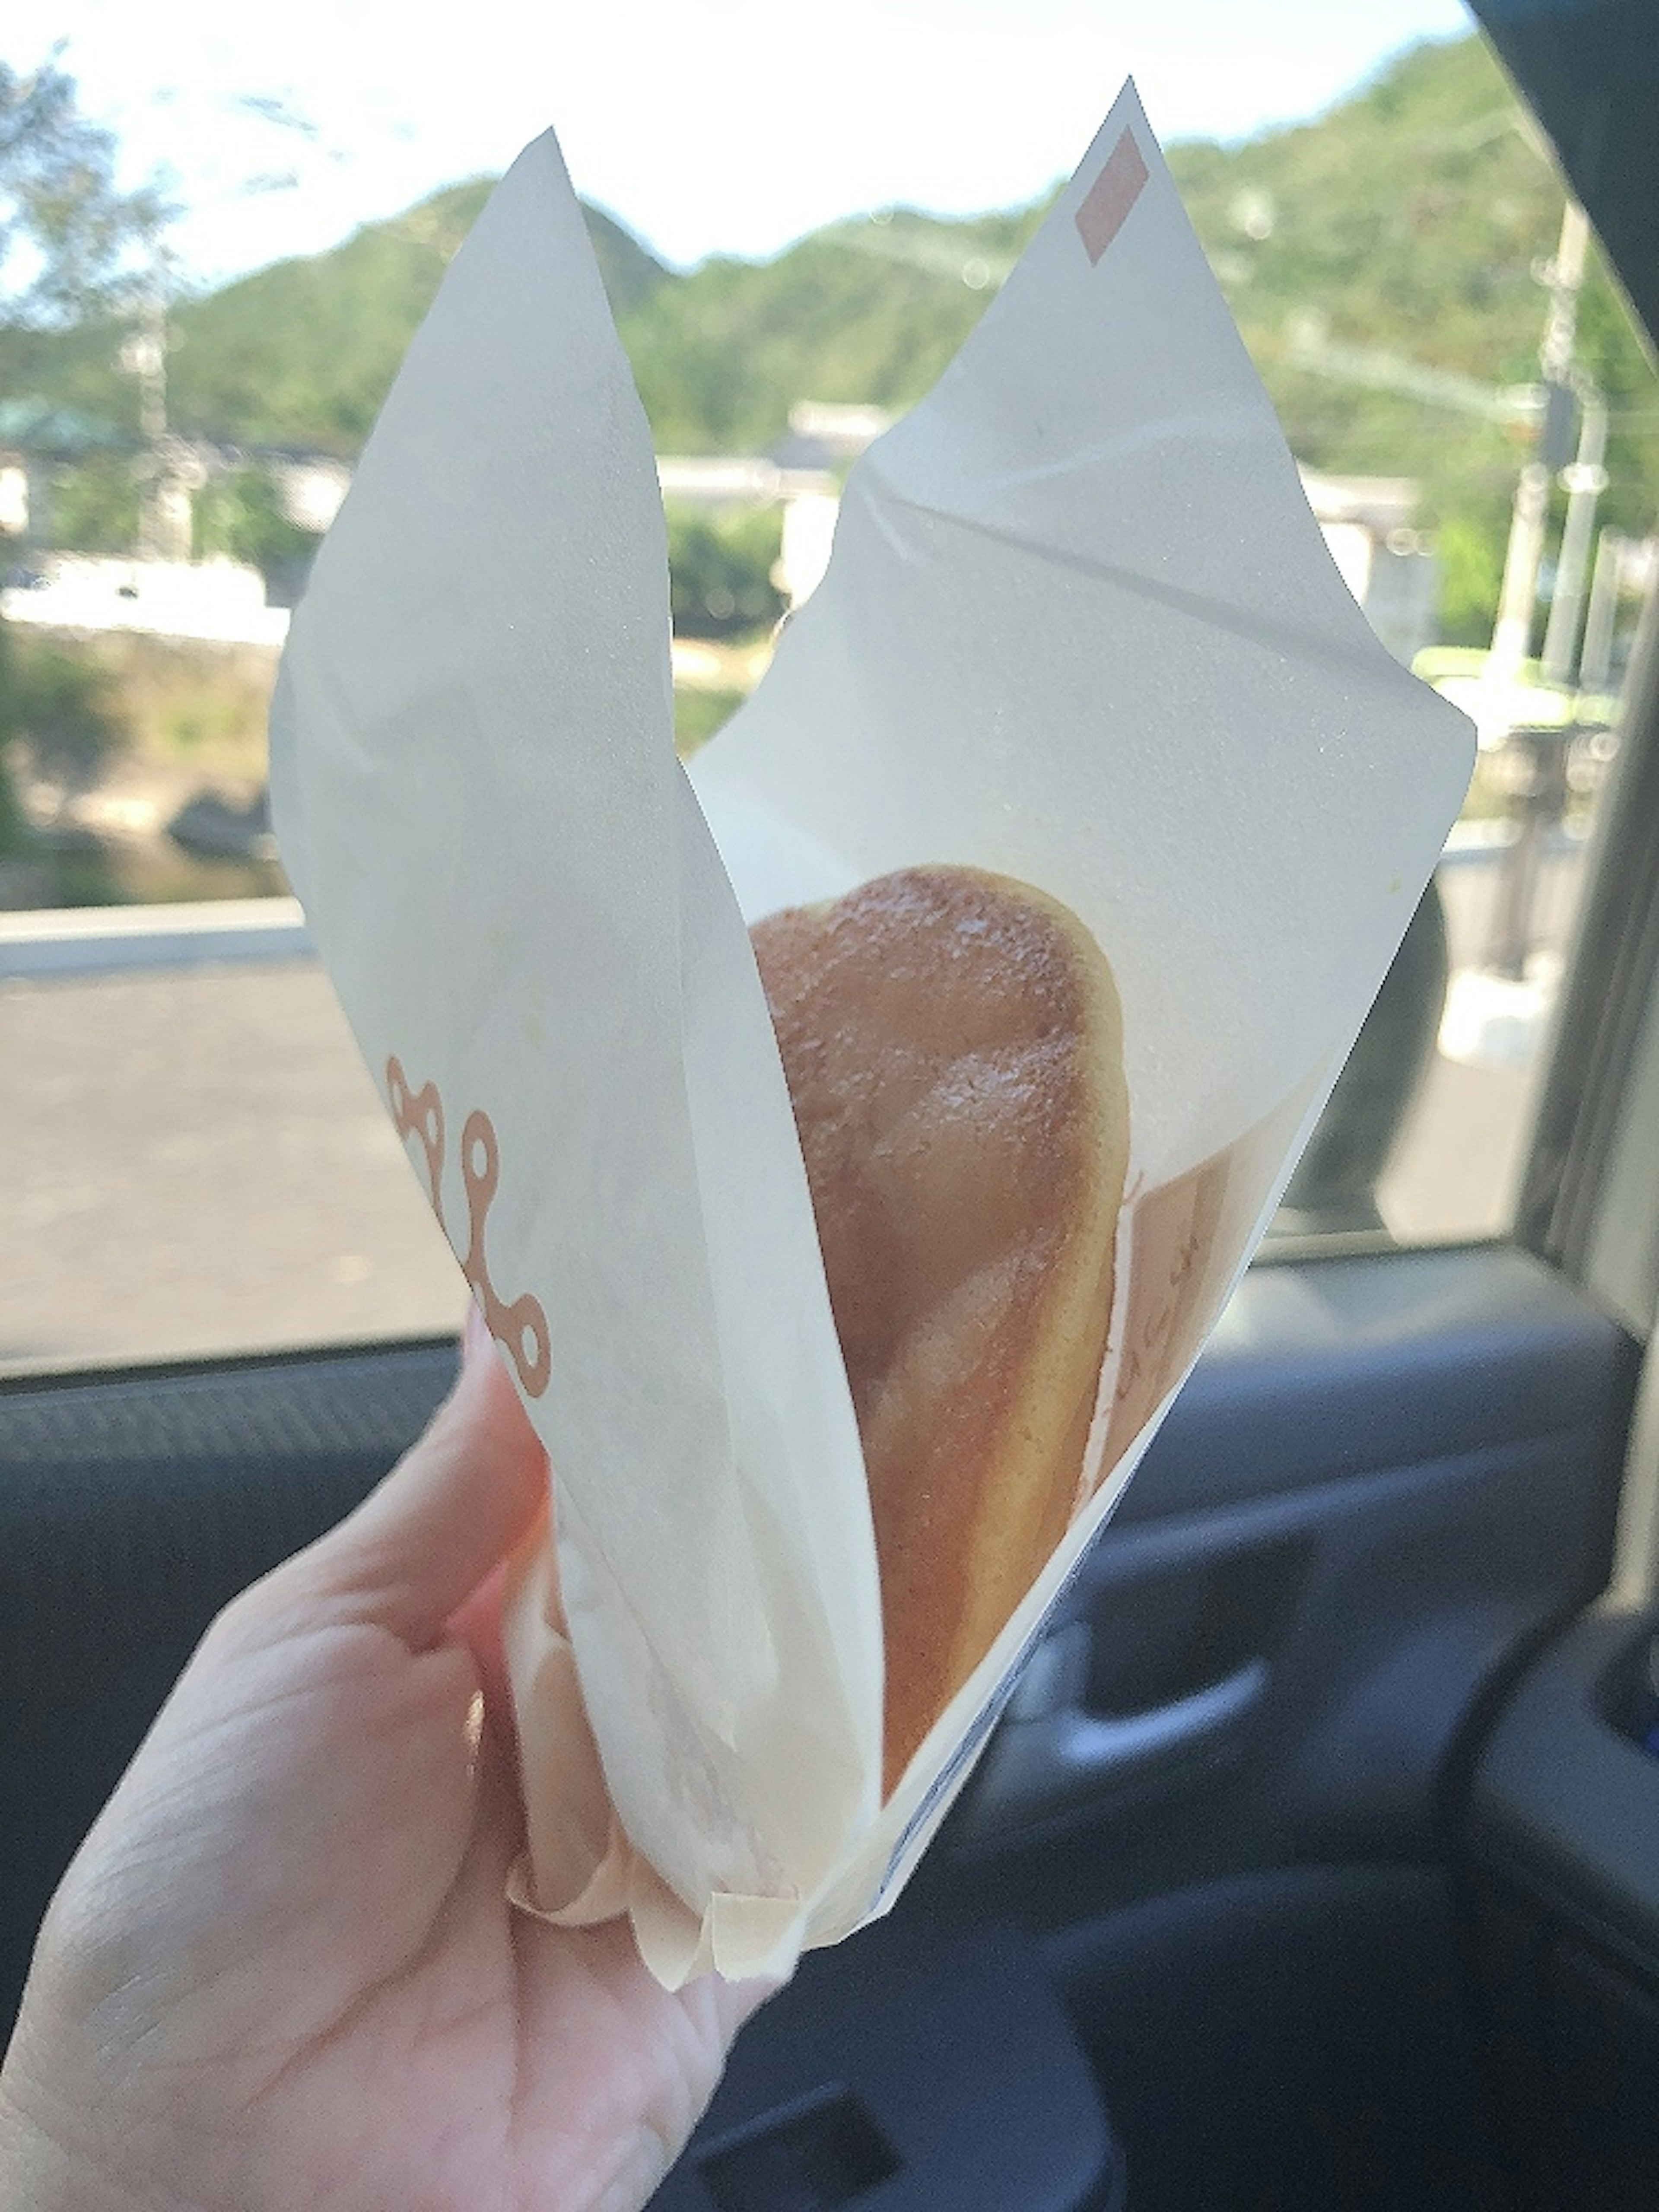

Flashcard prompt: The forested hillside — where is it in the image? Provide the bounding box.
[1166,35,1658,625]
[5,31,1655,633]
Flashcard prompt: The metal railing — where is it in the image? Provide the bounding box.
[0,897,311,981]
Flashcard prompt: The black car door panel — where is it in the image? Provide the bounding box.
[2,1240,1638,2210]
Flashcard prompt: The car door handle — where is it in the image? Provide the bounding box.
[967,1636,1270,1835]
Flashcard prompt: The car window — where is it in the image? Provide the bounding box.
[2,8,1653,1376]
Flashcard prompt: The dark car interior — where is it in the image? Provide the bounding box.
[8,2,1659,2206]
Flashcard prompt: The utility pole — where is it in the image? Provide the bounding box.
[1489,199,1590,683]
[1485,199,1592,982]
[118,284,200,563]
[1580,527,1627,694]
[134,295,167,447]
[119,294,169,560]
[1539,377,1609,686]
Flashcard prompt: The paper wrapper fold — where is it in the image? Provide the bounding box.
[270,83,1474,1987]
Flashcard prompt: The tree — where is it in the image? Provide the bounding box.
[0,617,28,857]
[194,467,317,578]
[665,504,784,639]
[3,626,123,798]
[48,452,141,552]
[0,49,167,328]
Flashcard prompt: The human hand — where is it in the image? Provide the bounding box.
[0,1314,771,2212]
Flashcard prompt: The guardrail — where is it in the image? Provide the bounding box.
[0,897,312,981]
[0,824,1582,985]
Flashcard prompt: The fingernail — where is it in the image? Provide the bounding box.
[463,1297,492,1368]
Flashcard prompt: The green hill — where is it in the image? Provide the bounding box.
[163,188,675,452]
[615,202,1047,451]
[1165,34,1659,610]
[145,186,1037,459]
[0,185,670,458]
[3,30,1656,631]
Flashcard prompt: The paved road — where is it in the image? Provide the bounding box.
[1373,842,1588,1243]
[0,962,464,1374]
[1438,838,1586,979]
[0,844,1587,1376]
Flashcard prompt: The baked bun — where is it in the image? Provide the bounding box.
[751,866,1129,1796]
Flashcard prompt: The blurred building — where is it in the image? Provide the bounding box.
[1299,470,1440,666]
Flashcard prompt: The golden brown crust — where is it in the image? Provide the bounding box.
[751,866,1129,1796]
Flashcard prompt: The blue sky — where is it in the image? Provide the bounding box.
[12,0,1476,284]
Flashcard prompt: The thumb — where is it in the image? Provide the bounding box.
[279,1302,552,1651]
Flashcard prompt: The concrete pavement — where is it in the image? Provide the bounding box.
[0,961,464,1374]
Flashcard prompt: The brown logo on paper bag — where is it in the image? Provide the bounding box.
[388,1055,552,1398]
[387,1059,445,1211]
[1075,127,1149,265]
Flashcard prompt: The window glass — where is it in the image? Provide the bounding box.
[2,11,1654,1373]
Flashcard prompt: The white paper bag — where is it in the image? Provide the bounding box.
[270,82,1473,1988]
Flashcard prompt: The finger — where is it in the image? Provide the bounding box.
[446,1523,546,1789]
[288,1303,551,1649]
